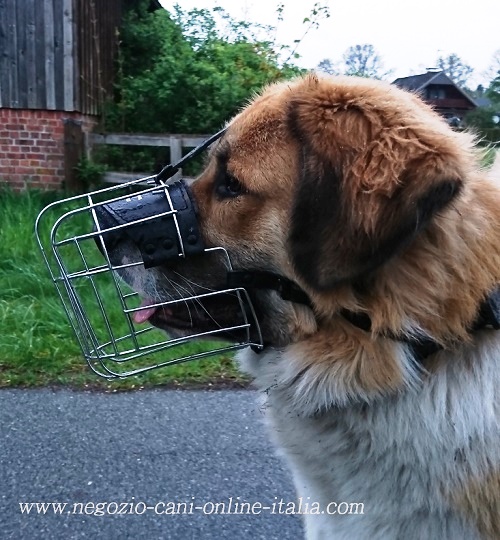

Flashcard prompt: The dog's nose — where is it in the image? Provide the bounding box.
[93,181,205,268]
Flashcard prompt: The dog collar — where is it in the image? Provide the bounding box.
[342,287,500,362]
[228,270,500,361]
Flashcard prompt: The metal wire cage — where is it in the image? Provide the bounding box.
[35,176,263,379]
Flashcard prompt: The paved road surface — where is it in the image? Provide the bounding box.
[0,388,303,539]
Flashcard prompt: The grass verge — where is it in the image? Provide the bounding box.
[1,188,247,390]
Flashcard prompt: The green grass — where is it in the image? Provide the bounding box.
[0,188,247,390]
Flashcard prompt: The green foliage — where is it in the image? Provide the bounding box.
[74,156,107,190]
[98,1,318,174]
[465,106,500,128]
[104,3,305,135]
[487,70,500,105]
[465,72,500,145]
[278,2,330,65]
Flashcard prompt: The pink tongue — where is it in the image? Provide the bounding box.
[132,299,158,324]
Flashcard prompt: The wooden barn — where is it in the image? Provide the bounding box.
[0,0,123,190]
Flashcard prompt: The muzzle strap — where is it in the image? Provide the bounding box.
[156,128,227,184]
[227,270,312,308]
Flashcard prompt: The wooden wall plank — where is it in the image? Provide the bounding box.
[16,0,28,107]
[0,0,122,112]
[89,134,209,148]
[72,0,80,114]
[9,0,19,107]
[34,0,48,109]
[43,0,56,109]
[53,0,65,110]
[25,0,37,109]
[62,0,74,111]
[0,0,9,107]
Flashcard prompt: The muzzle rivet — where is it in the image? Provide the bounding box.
[187,234,198,245]
[163,239,174,250]
[144,243,156,255]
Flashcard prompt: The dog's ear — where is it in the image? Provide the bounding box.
[287,79,464,290]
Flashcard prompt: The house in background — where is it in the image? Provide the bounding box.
[0,0,124,190]
[393,70,477,126]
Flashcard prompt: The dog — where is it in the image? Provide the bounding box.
[107,74,500,539]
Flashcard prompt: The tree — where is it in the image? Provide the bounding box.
[454,50,500,143]
[316,58,337,75]
[486,56,500,106]
[483,49,500,82]
[437,53,473,88]
[277,2,330,64]
[100,1,323,173]
[105,3,305,135]
[488,78,500,106]
[316,44,391,80]
[464,68,500,144]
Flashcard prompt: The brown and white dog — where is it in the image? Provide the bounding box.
[115,74,500,539]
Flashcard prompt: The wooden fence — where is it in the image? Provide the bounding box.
[88,132,210,184]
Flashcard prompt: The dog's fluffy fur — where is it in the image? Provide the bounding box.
[119,75,500,538]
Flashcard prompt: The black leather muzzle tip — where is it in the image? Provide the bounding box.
[93,204,123,257]
[92,181,206,269]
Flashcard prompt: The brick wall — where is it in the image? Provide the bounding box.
[0,108,97,191]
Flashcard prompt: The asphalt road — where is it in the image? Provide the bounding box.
[0,388,303,540]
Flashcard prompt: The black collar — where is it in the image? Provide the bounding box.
[227,270,312,307]
[342,286,500,362]
[227,270,500,361]
[340,310,440,363]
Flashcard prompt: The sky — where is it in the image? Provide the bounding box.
[159,0,500,88]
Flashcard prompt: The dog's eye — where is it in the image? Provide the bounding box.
[216,174,244,198]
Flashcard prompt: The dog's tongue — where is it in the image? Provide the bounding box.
[132,299,157,324]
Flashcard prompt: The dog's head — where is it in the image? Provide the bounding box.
[106,74,479,350]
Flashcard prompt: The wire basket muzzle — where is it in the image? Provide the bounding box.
[36,177,264,379]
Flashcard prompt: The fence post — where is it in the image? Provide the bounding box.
[169,135,182,181]
[63,118,84,192]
